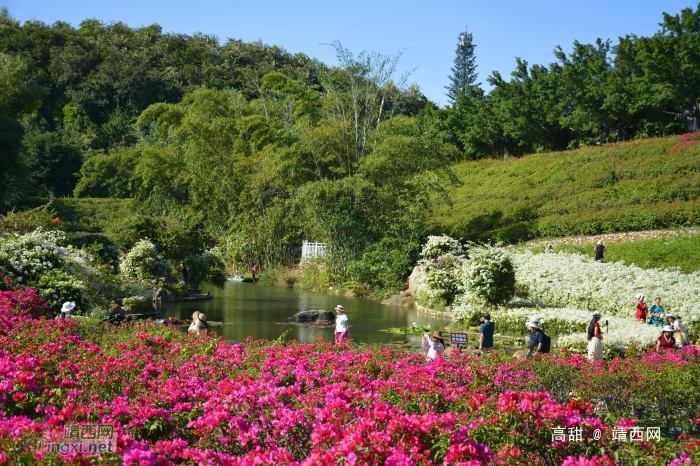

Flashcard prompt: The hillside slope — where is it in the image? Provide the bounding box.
[437,134,700,243]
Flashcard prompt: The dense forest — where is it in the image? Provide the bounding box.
[1,5,700,293]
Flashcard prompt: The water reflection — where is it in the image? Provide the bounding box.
[160,281,451,345]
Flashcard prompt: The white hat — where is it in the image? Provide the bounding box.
[335,305,344,311]
[61,302,76,313]
[666,314,676,320]
[636,293,644,302]
[597,240,603,245]
[526,319,540,329]
[592,311,602,317]
[662,325,674,332]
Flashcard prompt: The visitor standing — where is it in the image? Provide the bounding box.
[545,245,554,254]
[594,241,605,262]
[656,325,676,351]
[648,297,664,327]
[59,301,76,319]
[587,312,604,360]
[251,264,259,283]
[179,262,188,285]
[334,305,349,344]
[667,314,689,348]
[479,314,495,352]
[526,319,544,358]
[635,294,647,323]
[422,330,446,361]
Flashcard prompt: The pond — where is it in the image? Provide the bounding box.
[160,281,452,345]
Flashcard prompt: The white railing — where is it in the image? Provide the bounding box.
[302,241,326,260]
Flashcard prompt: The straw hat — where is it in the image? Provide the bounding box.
[335,305,344,312]
[194,313,207,326]
[432,330,444,340]
[662,325,674,333]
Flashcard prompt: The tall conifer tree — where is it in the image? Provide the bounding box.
[445,28,479,103]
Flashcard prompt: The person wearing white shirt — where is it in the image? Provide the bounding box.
[667,314,689,347]
[422,330,446,361]
[334,305,349,344]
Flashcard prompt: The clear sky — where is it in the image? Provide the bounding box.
[6,0,697,106]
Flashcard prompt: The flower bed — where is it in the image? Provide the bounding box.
[0,289,697,465]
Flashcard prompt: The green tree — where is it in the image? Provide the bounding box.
[445,27,479,103]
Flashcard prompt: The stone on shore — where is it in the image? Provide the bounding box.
[381,295,405,305]
[154,287,175,303]
[287,310,335,323]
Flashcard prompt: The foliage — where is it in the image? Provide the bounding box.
[438,135,700,243]
[183,248,227,289]
[12,197,134,233]
[107,213,213,261]
[456,242,516,307]
[0,203,63,237]
[122,295,153,313]
[380,324,449,335]
[0,291,698,464]
[413,254,461,308]
[119,239,172,280]
[69,233,121,266]
[420,234,463,260]
[21,130,83,197]
[163,282,188,297]
[27,269,88,315]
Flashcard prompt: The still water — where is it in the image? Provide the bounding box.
[160,281,451,344]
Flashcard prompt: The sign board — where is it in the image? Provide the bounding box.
[450,333,469,345]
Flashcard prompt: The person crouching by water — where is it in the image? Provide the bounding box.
[188,311,208,335]
[587,312,604,360]
[422,330,445,361]
[656,325,675,352]
[334,305,349,344]
[648,297,664,327]
[635,293,647,323]
[526,319,544,359]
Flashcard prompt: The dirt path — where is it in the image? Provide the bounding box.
[521,228,700,248]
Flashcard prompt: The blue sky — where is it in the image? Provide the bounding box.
[7,0,696,106]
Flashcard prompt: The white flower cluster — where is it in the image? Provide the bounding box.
[0,228,94,282]
[510,251,700,332]
[120,239,172,280]
[420,235,463,260]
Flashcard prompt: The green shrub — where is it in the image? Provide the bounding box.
[120,239,172,280]
[107,214,214,261]
[184,249,227,289]
[122,296,154,313]
[70,234,121,266]
[11,198,133,233]
[0,204,63,237]
[28,269,88,315]
[164,283,188,296]
[347,237,420,295]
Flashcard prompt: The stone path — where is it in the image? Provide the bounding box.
[524,228,700,248]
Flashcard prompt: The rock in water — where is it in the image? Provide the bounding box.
[154,287,175,303]
[287,310,335,323]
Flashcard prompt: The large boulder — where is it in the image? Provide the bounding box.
[381,295,404,306]
[512,350,529,360]
[287,310,335,323]
[154,287,175,303]
[406,266,421,297]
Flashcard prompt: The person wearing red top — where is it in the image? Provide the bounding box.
[656,325,676,351]
[635,294,647,323]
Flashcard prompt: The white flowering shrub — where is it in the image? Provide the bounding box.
[510,251,700,335]
[29,269,89,314]
[456,244,515,306]
[184,248,227,289]
[120,240,172,280]
[420,235,463,260]
[0,228,92,283]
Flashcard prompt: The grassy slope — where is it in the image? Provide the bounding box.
[11,198,134,233]
[522,232,700,273]
[437,134,700,243]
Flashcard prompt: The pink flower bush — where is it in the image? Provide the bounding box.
[0,289,695,464]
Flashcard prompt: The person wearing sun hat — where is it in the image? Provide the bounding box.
[594,240,605,262]
[188,312,208,335]
[334,305,349,345]
[59,302,76,319]
[635,294,647,323]
[656,325,676,352]
[526,319,544,359]
[587,311,604,360]
[422,330,446,361]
